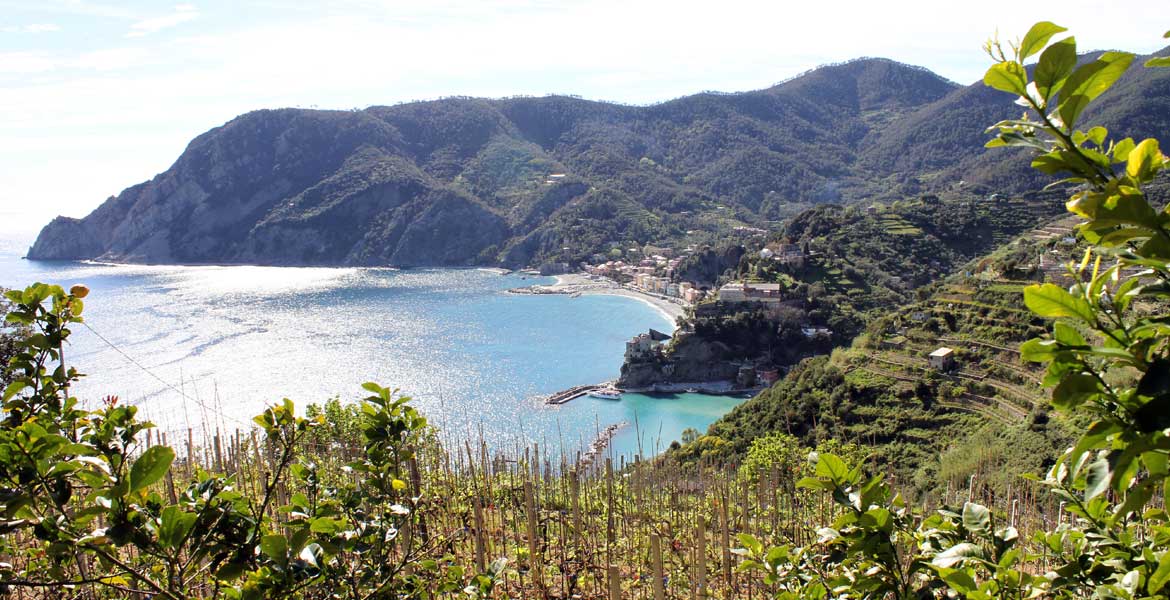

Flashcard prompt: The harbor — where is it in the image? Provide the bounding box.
[544,383,609,404]
[543,380,765,404]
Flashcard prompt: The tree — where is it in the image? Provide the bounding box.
[0,287,26,388]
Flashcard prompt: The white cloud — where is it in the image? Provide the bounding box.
[74,47,153,71]
[126,4,198,37]
[0,23,62,33]
[4,0,137,19]
[0,48,149,75]
[0,52,62,74]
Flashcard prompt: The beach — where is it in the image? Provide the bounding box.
[509,272,687,323]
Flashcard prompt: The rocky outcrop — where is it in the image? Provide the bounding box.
[26,216,105,260]
[617,335,740,388]
[29,110,509,267]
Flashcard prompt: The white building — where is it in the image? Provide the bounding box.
[625,329,672,360]
[929,347,955,370]
[719,282,783,304]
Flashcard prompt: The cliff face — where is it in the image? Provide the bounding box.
[617,335,741,387]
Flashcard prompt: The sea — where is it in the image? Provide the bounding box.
[0,243,743,462]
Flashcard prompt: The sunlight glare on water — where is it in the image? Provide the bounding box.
[0,253,744,460]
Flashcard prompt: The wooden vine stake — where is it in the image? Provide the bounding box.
[523,480,542,589]
[721,494,732,589]
[473,496,486,573]
[694,517,706,599]
[651,533,665,600]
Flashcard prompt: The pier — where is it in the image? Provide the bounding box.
[545,383,607,404]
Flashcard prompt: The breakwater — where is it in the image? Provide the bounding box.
[545,383,607,404]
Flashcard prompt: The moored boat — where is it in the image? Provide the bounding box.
[588,387,622,401]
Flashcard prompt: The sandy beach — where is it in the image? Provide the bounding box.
[509,272,687,323]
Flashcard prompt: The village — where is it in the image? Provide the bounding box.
[579,241,809,307]
[522,238,854,405]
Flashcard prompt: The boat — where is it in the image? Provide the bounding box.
[685,388,699,393]
[588,387,622,401]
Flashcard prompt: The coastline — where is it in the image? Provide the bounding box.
[514,273,686,324]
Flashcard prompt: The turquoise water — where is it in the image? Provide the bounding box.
[0,251,742,460]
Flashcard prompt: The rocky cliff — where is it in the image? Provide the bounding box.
[618,334,741,388]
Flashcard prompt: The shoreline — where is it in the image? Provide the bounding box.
[620,380,766,396]
[512,272,686,324]
[543,379,762,405]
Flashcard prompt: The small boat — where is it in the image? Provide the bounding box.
[685,388,699,393]
[588,387,622,401]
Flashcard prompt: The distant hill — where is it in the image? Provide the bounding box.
[28,50,1170,267]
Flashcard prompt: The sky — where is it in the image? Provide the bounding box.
[0,0,1166,243]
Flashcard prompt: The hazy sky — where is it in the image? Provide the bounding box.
[1,1,1166,241]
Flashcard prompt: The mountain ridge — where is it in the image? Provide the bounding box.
[28,52,1169,267]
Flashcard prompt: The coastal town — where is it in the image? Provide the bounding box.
[510,241,821,321]
[508,239,840,406]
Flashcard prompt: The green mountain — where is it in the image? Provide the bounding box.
[27,51,1169,267]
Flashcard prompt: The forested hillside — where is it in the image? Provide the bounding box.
[688,266,1074,495]
[624,190,1063,390]
[29,49,1170,268]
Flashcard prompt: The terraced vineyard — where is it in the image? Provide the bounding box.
[853,273,1052,425]
[839,212,1100,425]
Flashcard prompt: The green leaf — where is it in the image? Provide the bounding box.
[941,568,979,594]
[289,527,311,554]
[1023,284,1094,322]
[962,502,991,536]
[796,477,833,491]
[1112,137,1136,163]
[260,534,288,566]
[1084,456,1112,500]
[984,61,1028,96]
[1147,56,1170,68]
[1133,393,1170,433]
[1069,189,1161,231]
[128,446,174,494]
[158,506,196,550]
[1058,51,1135,129]
[1149,552,1170,594]
[1020,21,1068,60]
[3,381,28,402]
[1020,338,1059,362]
[814,453,850,484]
[1052,373,1100,410]
[932,543,985,568]
[736,533,763,556]
[1053,322,1087,347]
[310,517,343,535]
[1126,138,1164,181]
